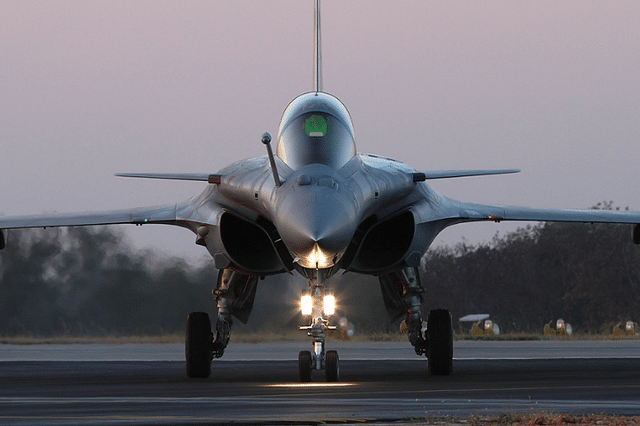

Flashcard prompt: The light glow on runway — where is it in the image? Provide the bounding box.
[266,383,356,388]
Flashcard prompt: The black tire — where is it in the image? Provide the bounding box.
[325,350,339,382]
[298,350,312,382]
[427,308,453,375]
[185,312,213,378]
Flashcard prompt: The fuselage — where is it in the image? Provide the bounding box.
[194,92,448,279]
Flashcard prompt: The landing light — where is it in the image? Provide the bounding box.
[324,295,335,316]
[300,294,336,316]
[301,295,312,316]
[308,246,328,269]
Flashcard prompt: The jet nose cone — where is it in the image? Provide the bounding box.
[275,190,357,269]
[295,216,353,265]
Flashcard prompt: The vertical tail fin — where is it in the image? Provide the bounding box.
[313,0,322,92]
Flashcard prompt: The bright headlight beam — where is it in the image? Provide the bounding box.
[324,295,335,316]
[301,295,312,316]
[307,244,328,269]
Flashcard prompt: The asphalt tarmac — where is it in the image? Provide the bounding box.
[1,340,639,425]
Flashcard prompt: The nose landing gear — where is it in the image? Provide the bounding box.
[298,273,339,382]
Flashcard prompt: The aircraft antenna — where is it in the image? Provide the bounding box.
[262,132,282,187]
[313,0,322,92]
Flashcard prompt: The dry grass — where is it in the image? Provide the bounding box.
[455,332,544,341]
[477,413,639,425]
[404,414,640,425]
[1,330,637,345]
[456,332,640,342]
[0,334,184,345]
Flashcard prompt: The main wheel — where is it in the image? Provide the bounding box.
[185,312,213,378]
[325,350,339,382]
[426,308,453,375]
[298,350,312,382]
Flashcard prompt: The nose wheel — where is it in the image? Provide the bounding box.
[297,345,340,382]
[325,350,339,382]
[298,350,313,382]
[298,273,339,382]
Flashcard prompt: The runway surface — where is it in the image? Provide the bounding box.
[1,340,640,425]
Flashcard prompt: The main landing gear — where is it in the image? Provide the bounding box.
[379,267,453,376]
[185,269,259,379]
[298,271,340,382]
[185,266,453,380]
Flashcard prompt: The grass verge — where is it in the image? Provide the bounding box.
[1,330,638,345]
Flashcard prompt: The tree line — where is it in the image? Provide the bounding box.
[0,226,388,337]
[0,227,214,335]
[421,203,640,333]
[1,202,638,336]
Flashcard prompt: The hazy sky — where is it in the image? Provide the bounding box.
[1,1,639,264]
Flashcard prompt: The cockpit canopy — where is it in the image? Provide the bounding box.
[276,92,356,170]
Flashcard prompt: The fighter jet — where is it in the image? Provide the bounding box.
[2,1,640,382]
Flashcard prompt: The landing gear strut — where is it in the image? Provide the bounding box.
[379,267,427,355]
[298,271,339,382]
